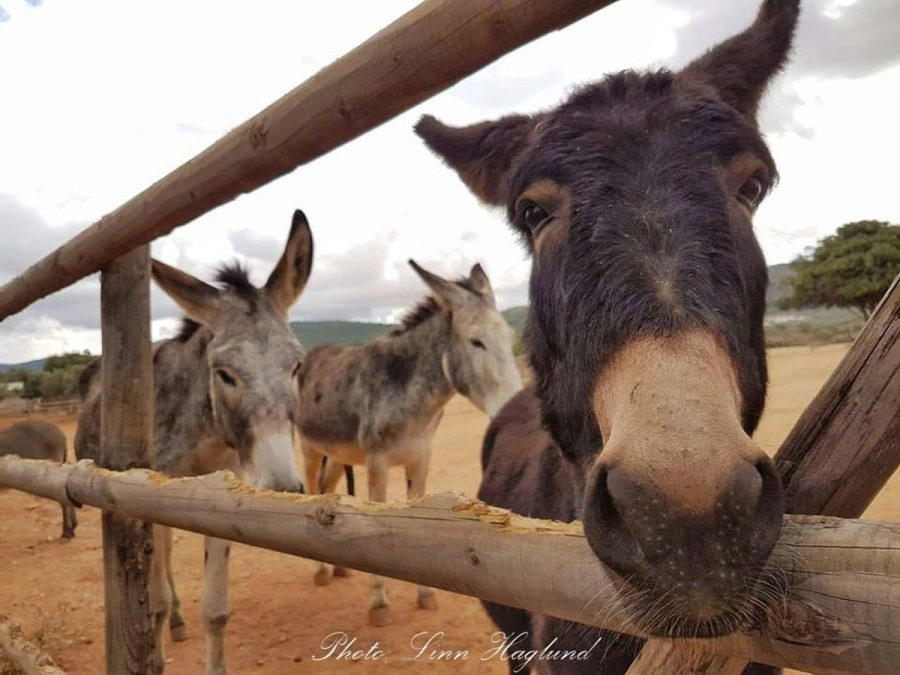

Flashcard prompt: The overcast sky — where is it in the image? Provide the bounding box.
[0,0,897,363]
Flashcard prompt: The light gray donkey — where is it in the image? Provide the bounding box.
[297,261,523,626]
[0,419,77,539]
[75,210,312,675]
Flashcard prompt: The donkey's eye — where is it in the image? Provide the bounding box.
[470,338,486,350]
[216,369,237,387]
[518,200,551,234]
[737,175,765,209]
[292,361,303,379]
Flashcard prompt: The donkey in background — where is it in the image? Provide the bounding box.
[297,261,522,626]
[417,0,799,671]
[0,419,77,539]
[76,210,313,675]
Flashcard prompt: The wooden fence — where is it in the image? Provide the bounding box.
[0,0,897,673]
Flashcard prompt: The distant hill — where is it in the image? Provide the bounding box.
[0,359,45,374]
[502,306,528,333]
[290,320,392,349]
[0,265,859,371]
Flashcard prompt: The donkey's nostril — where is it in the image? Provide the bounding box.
[582,465,647,578]
[751,456,784,542]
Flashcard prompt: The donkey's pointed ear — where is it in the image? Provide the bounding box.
[151,259,223,326]
[414,113,538,205]
[468,263,495,304]
[680,0,800,121]
[265,209,314,315]
[408,259,462,310]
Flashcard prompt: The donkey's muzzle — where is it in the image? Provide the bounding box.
[582,453,784,631]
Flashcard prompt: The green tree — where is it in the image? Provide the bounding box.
[43,350,93,372]
[780,220,900,319]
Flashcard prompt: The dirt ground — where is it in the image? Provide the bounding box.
[0,342,896,674]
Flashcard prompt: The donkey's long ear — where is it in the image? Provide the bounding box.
[414,114,538,205]
[468,263,495,305]
[265,209,314,315]
[680,0,800,121]
[151,259,223,326]
[409,259,466,310]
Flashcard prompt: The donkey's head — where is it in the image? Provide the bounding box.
[151,210,313,492]
[410,261,522,418]
[417,0,799,636]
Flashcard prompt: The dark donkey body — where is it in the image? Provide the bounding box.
[0,419,77,539]
[416,1,799,672]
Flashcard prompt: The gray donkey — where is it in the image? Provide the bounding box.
[0,419,77,538]
[75,210,312,675]
[297,261,523,626]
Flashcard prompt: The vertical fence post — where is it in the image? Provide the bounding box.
[99,245,156,674]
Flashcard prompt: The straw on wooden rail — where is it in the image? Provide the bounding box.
[0,457,896,674]
[0,616,67,675]
[0,0,618,320]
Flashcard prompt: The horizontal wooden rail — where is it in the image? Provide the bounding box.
[0,457,897,674]
[0,0,617,320]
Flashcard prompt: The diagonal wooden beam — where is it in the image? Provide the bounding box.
[629,274,900,674]
[0,0,618,321]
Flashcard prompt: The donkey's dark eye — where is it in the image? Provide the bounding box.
[737,175,765,209]
[216,369,237,387]
[470,338,486,350]
[518,200,551,233]
[292,361,303,379]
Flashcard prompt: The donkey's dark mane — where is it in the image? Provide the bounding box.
[172,263,259,344]
[390,277,483,335]
[215,262,257,298]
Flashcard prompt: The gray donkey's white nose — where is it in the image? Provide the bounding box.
[248,431,303,492]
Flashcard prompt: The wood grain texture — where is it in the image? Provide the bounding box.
[0,459,897,674]
[776,274,900,517]
[99,247,156,675]
[629,277,900,673]
[0,0,618,320]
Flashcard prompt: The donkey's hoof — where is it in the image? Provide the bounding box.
[61,531,75,540]
[417,593,439,611]
[332,566,350,578]
[368,605,391,627]
[313,568,331,586]
[170,622,188,642]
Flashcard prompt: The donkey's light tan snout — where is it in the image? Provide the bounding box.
[583,332,785,634]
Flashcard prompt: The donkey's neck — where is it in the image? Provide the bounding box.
[386,312,455,409]
[152,325,228,476]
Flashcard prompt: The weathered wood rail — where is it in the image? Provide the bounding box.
[0,2,621,671]
[0,0,896,671]
[0,457,898,675]
[0,0,617,321]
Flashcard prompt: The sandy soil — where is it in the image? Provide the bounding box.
[0,343,896,674]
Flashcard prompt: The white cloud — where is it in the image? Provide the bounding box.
[0,0,898,361]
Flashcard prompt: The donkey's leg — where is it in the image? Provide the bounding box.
[367,453,391,626]
[320,457,351,578]
[61,501,77,539]
[301,441,333,586]
[166,528,188,641]
[406,447,438,610]
[149,525,173,673]
[202,536,231,675]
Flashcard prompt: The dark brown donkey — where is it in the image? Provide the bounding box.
[416,0,798,672]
